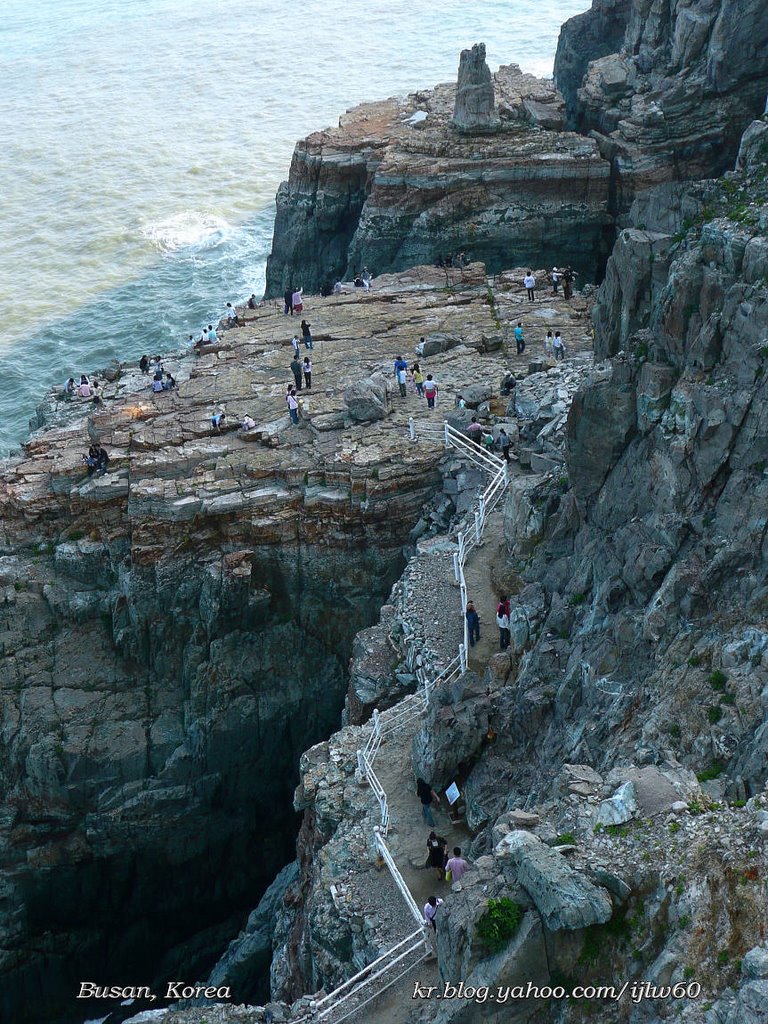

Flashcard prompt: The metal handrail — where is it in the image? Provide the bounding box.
[311,417,509,1023]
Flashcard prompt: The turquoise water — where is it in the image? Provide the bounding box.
[0,0,588,452]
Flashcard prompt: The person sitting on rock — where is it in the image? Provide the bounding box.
[78,378,92,398]
[333,280,342,295]
[241,414,256,431]
[151,376,164,393]
[82,446,99,476]
[500,371,516,396]
[95,447,110,476]
[162,372,176,391]
[207,324,218,343]
[456,393,466,409]
[63,377,76,400]
[247,293,257,309]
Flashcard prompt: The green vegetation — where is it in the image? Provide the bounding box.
[697,761,725,782]
[707,706,723,724]
[716,950,730,967]
[475,898,523,953]
[554,833,576,846]
[569,593,586,606]
[687,654,702,667]
[683,966,696,979]
[709,670,727,690]
[665,723,682,739]
[578,912,630,966]
[668,821,681,835]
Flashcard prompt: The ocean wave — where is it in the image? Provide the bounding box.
[141,211,232,253]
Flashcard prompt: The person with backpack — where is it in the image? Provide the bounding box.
[423,374,439,408]
[465,601,480,647]
[416,778,440,826]
[496,594,511,651]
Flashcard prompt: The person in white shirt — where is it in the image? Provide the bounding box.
[226,302,240,326]
[241,415,256,431]
[424,896,444,931]
[553,332,566,361]
[199,328,209,345]
[524,271,536,302]
[286,388,300,424]
[551,268,560,295]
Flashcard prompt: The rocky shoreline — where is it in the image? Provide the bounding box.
[3,3,768,1023]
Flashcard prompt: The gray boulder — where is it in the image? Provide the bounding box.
[343,373,390,422]
[459,383,493,409]
[497,831,613,930]
[453,43,498,133]
[596,781,637,826]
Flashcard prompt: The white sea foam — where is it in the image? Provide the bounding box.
[141,212,232,253]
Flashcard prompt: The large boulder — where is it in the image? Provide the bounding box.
[453,43,498,133]
[496,831,613,931]
[343,372,390,422]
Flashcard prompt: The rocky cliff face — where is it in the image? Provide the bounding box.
[555,0,768,211]
[264,65,611,298]
[1,277,498,1023]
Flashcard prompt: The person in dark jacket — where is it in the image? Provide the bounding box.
[284,286,294,315]
[427,831,448,880]
[290,357,303,390]
[416,778,440,826]
[465,601,480,647]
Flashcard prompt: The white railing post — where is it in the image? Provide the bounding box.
[444,421,450,448]
[409,416,416,441]
[453,551,460,581]
[474,509,482,544]
[459,642,467,674]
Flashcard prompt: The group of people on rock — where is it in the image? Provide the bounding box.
[512,322,566,360]
[63,374,103,405]
[187,324,219,348]
[393,355,439,407]
[283,286,304,315]
[416,778,472,938]
[521,266,577,302]
[462,593,514,654]
[139,355,176,393]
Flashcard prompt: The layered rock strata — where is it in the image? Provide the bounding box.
[555,0,768,211]
[0,264,592,1023]
[264,65,611,298]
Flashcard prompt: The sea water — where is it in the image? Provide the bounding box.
[0,0,589,452]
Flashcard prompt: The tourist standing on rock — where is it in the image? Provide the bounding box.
[300,319,313,350]
[514,322,525,355]
[498,428,511,463]
[248,293,257,309]
[496,595,511,651]
[226,302,241,327]
[292,287,304,314]
[290,356,303,391]
[139,355,150,374]
[427,832,448,881]
[412,363,425,397]
[394,356,408,397]
[562,267,577,300]
[333,280,342,295]
[524,270,536,302]
[551,268,560,295]
[466,416,484,444]
[291,334,301,358]
[303,356,312,389]
[284,286,293,315]
[544,330,554,358]
[286,388,299,425]
[424,374,439,409]
[553,332,566,361]
[456,394,466,409]
[416,778,440,826]
[465,601,480,647]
